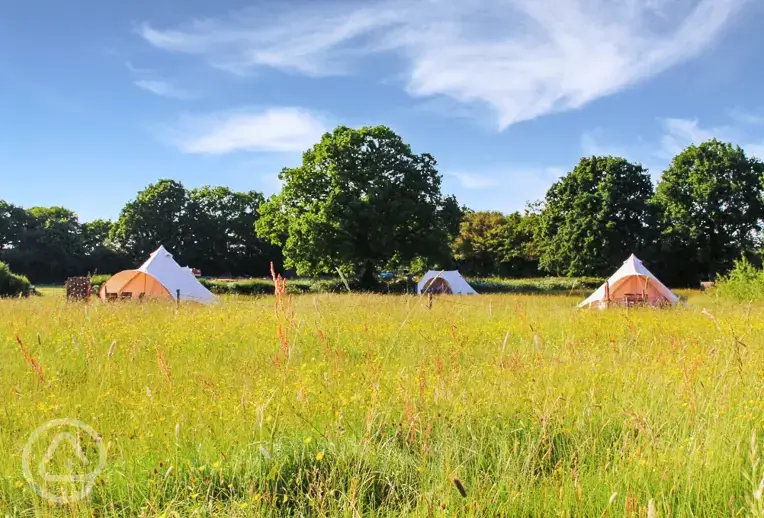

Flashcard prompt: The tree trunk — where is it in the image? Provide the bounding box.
[360,260,379,290]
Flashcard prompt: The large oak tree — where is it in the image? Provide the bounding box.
[256,125,460,286]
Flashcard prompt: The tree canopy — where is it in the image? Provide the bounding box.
[537,156,655,277]
[452,210,538,277]
[256,125,460,286]
[654,139,764,282]
[1,182,279,282]
[184,186,280,277]
[111,179,189,262]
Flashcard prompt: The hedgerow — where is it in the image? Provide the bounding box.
[0,261,32,297]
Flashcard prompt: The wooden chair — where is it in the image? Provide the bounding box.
[120,292,132,299]
[623,293,646,306]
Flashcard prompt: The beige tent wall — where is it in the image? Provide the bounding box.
[99,270,173,301]
[99,270,138,298]
[609,276,666,303]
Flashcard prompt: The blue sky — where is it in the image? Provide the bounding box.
[1,0,763,222]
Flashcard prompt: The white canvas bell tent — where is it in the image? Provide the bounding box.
[417,270,478,295]
[578,254,679,308]
[99,245,216,304]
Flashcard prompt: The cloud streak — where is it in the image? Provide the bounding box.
[447,172,501,189]
[134,79,196,100]
[165,107,329,155]
[728,108,764,125]
[660,117,764,160]
[580,129,635,158]
[139,0,746,129]
[580,116,764,176]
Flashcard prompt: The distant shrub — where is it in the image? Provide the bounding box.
[90,273,111,285]
[86,273,113,295]
[201,278,312,296]
[89,273,111,286]
[0,261,32,297]
[715,258,764,301]
[200,275,600,296]
[469,276,604,294]
[308,278,412,294]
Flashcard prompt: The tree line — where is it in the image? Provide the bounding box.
[2,125,762,287]
[453,142,764,286]
[0,185,281,283]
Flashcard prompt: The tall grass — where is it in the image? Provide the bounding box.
[1,290,764,515]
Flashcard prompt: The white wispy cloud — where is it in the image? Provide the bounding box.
[728,107,764,125]
[138,0,746,129]
[134,79,196,100]
[444,167,565,211]
[125,60,152,75]
[443,169,566,212]
[165,107,329,155]
[447,172,501,189]
[138,5,402,77]
[580,116,764,176]
[658,117,738,158]
[580,129,636,158]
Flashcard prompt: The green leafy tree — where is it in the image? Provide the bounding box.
[185,186,279,276]
[537,156,655,277]
[654,139,764,283]
[453,210,539,277]
[2,200,99,282]
[81,219,113,253]
[453,211,507,276]
[1,206,84,282]
[110,180,280,276]
[80,219,131,275]
[256,125,459,286]
[503,211,541,277]
[0,200,31,250]
[110,179,189,262]
[518,203,543,270]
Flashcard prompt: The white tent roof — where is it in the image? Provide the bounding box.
[417,270,478,295]
[138,245,217,304]
[578,254,679,308]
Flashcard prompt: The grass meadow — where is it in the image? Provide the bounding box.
[2,288,764,516]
